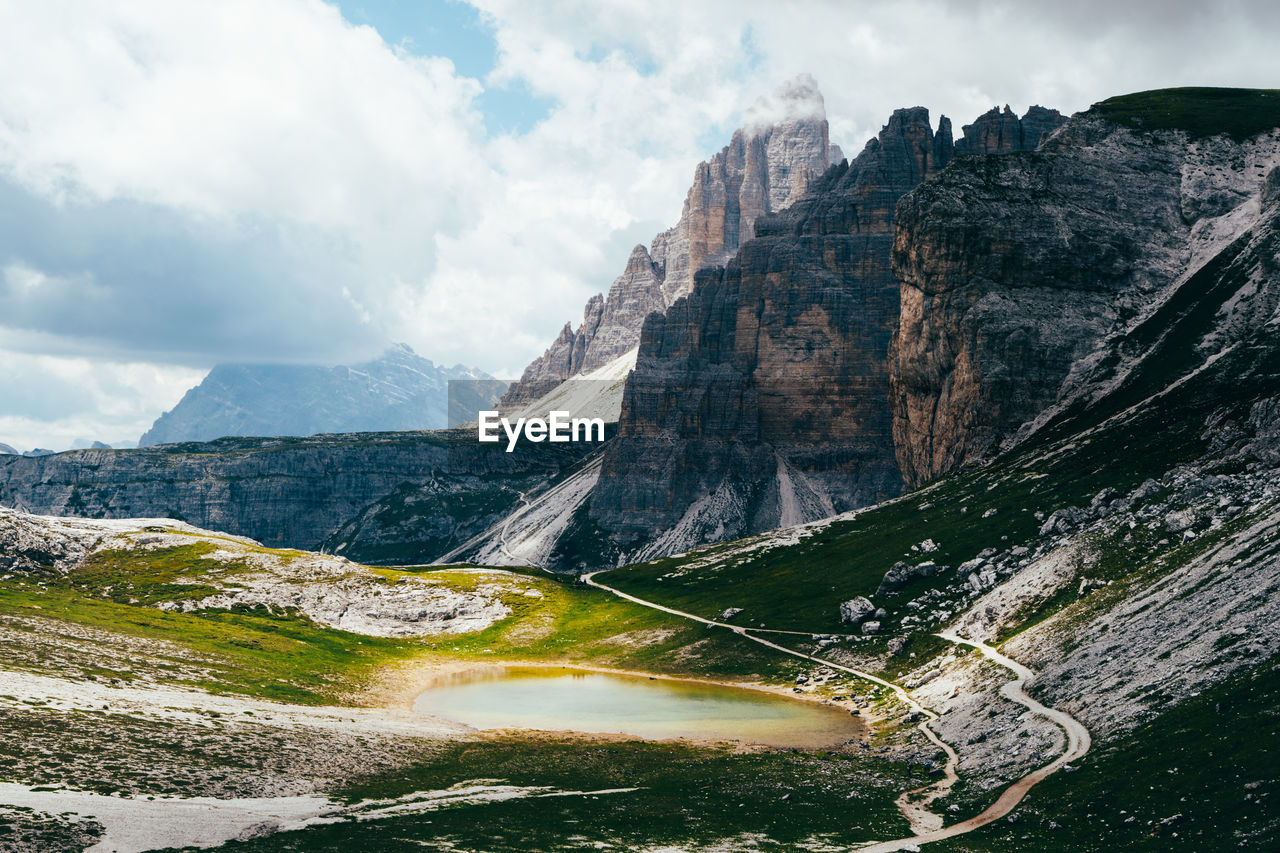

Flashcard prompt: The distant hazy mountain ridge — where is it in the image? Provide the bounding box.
[140,344,504,446]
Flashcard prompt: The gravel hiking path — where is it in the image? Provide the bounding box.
[583,572,1092,849]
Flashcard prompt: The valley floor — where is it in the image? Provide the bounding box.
[4,459,1280,853]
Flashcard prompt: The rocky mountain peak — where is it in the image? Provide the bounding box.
[139,346,504,446]
[954,104,1066,155]
[623,243,655,276]
[501,75,843,408]
[589,106,967,555]
[742,73,827,138]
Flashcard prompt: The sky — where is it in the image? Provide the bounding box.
[1,0,1279,450]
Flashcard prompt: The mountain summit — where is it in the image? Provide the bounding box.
[139,344,504,446]
[500,75,845,406]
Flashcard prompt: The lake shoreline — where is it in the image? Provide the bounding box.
[368,655,873,749]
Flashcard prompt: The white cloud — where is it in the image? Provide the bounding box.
[0,349,202,451]
[0,0,488,229]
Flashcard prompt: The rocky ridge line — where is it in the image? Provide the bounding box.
[501,74,844,406]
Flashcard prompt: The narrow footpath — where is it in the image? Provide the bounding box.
[582,571,958,835]
[582,571,1092,851]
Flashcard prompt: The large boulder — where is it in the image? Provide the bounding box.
[876,561,944,596]
[839,596,876,624]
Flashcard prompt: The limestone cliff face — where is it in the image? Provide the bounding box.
[584,104,1072,560]
[578,246,666,371]
[890,112,1280,486]
[501,75,842,407]
[953,105,1065,155]
[588,107,952,555]
[0,432,592,565]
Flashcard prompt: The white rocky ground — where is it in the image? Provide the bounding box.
[0,778,641,853]
[503,347,637,424]
[161,562,512,638]
[444,456,604,568]
[872,456,1280,792]
[0,507,514,637]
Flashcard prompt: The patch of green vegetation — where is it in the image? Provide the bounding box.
[877,633,954,680]
[68,543,250,605]
[596,444,1094,636]
[332,479,526,565]
[200,735,919,852]
[931,655,1280,851]
[415,568,798,682]
[0,579,415,704]
[0,704,382,799]
[0,804,102,852]
[1089,87,1280,141]
[547,500,622,573]
[0,536,807,707]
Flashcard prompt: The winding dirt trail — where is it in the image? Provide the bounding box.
[855,632,1092,852]
[582,572,1092,850]
[581,572,959,835]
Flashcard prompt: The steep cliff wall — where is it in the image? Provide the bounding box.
[501,75,842,406]
[587,109,919,557]
[0,431,592,564]
[583,104,1066,561]
[891,99,1280,486]
[953,104,1065,155]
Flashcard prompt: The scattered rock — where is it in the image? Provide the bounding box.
[1090,488,1118,511]
[876,561,944,596]
[1129,479,1162,503]
[838,597,875,624]
[1038,506,1089,536]
[904,670,942,690]
[1164,509,1197,533]
[235,820,283,842]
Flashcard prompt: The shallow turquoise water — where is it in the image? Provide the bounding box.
[412,666,862,748]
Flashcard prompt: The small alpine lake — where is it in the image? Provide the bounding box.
[412,665,864,749]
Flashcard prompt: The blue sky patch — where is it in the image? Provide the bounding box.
[331,0,554,135]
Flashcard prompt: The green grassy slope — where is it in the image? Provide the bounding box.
[189,736,919,853]
[931,654,1280,851]
[1089,87,1280,141]
[0,539,803,706]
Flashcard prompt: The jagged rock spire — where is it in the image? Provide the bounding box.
[502,75,843,407]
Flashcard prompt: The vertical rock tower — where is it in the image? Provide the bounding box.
[588,104,1065,560]
[501,75,844,406]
